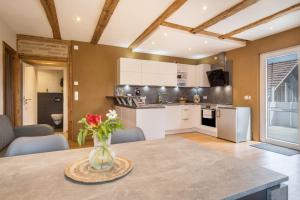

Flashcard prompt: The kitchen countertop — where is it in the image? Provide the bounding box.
[116,102,233,109]
[0,137,288,200]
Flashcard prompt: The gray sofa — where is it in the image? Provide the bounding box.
[0,115,69,157]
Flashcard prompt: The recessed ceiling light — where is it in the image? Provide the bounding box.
[202,5,207,11]
[76,16,81,22]
[163,32,168,37]
[188,47,192,51]
[269,26,273,30]
[151,41,155,45]
[204,40,208,44]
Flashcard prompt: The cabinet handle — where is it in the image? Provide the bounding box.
[216,110,221,117]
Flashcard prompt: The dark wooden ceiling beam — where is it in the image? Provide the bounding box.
[129,0,187,50]
[192,0,258,33]
[91,0,119,44]
[220,3,300,39]
[40,0,61,39]
[161,21,247,43]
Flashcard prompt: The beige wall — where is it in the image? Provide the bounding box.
[206,27,300,141]
[70,41,198,140]
[37,69,63,93]
[0,19,16,114]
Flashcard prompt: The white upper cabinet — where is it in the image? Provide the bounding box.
[196,64,211,87]
[177,64,210,87]
[141,60,177,86]
[119,58,142,72]
[118,58,177,86]
[118,58,210,87]
[118,58,142,85]
[177,64,197,87]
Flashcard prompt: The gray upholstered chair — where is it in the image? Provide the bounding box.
[111,127,145,144]
[0,115,69,157]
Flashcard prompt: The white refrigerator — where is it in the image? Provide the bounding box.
[217,106,251,143]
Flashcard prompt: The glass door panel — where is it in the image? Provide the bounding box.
[266,53,299,144]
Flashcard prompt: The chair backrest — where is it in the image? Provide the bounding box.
[0,115,15,151]
[111,127,145,145]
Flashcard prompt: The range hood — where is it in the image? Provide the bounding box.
[206,69,229,87]
[205,52,232,87]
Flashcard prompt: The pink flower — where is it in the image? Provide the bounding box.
[86,114,102,127]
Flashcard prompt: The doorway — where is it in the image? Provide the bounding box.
[260,45,300,150]
[22,61,68,137]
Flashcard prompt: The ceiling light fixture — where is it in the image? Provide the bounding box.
[204,40,208,44]
[76,16,81,22]
[188,47,192,51]
[151,41,155,45]
[269,26,273,30]
[163,32,168,37]
[202,5,207,11]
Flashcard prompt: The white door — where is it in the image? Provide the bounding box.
[23,63,37,125]
[260,46,300,150]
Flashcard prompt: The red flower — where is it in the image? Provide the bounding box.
[86,114,102,127]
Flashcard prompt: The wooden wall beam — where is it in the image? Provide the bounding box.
[220,3,300,39]
[91,0,119,44]
[192,0,258,33]
[40,0,61,39]
[129,0,187,50]
[161,21,247,43]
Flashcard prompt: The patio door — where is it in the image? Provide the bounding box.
[260,46,300,150]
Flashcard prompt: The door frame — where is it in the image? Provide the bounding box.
[260,45,300,150]
[2,42,22,126]
[20,58,72,139]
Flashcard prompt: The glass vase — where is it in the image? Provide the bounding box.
[88,135,115,171]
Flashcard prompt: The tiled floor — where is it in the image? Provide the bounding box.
[178,133,300,200]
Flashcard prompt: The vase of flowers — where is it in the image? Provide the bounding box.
[77,110,122,171]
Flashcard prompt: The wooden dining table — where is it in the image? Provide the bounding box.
[0,137,288,200]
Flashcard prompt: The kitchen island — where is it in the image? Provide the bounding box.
[0,137,288,200]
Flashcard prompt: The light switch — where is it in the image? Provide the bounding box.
[203,96,207,100]
[74,91,79,101]
[74,81,79,86]
[73,45,79,50]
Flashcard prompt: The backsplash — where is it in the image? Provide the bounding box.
[116,85,232,105]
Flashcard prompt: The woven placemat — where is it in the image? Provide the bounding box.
[65,157,133,183]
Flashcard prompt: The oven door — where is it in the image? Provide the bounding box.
[201,109,216,127]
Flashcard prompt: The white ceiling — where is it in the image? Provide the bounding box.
[0,0,299,59]
[99,0,174,48]
[234,10,300,40]
[207,0,300,34]
[55,0,105,42]
[0,0,52,37]
[166,0,241,28]
[134,26,245,59]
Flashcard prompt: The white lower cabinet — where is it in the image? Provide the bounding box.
[165,105,201,133]
[115,106,166,140]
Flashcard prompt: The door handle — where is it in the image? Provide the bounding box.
[24,98,32,105]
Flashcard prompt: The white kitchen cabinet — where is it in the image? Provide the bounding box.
[177,64,197,87]
[115,106,166,140]
[117,58,142,85]
[141,60,177,86]
[165,105,201,132]
[196,64,211,87]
